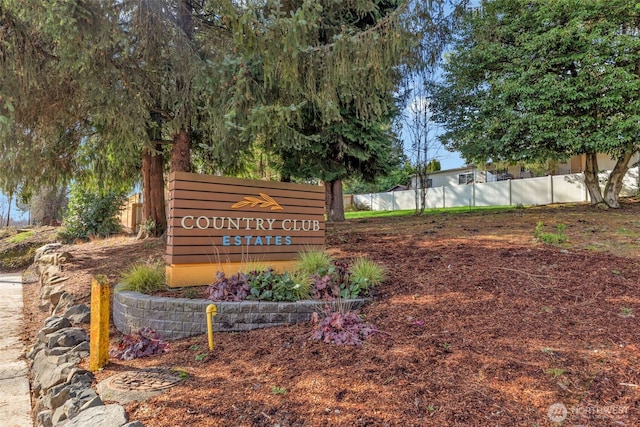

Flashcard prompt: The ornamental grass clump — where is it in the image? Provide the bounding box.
[289,269,313,300]
[349,257,385,293]
[295,247,334,276]
[117,262,167,294]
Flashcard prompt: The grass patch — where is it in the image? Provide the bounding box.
[544,368,566,377]
[619,307,634,318]
[615,227,640,237]
[534,222,567,245]
[0,227,16,239]
[7,230,34,244]
[345,205,520,220]
[345,209,414,219]
[0,246,37,270]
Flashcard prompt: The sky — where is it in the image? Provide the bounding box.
[401,95,465,171]
[0,194,28,224]
[434,149,464,170]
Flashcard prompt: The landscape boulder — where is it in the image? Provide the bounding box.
[63,304,91,325]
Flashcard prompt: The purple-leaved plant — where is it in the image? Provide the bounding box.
[110,327,169,360]
[206,271,250,301]
[311,305,378,346]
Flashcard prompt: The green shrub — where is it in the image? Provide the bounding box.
[247,269,305,302]
[117,263,167,294]
[58,186,126,243]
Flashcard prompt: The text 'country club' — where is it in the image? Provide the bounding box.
[178,216,322,247]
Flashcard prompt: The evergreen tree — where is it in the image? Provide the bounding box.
[0,0,235,234]
[1,0,466,228]
[214,0,465,221]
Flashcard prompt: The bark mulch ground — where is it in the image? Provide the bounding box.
[19,201,640,426]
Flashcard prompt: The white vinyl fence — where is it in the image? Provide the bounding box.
[353,168,639,211]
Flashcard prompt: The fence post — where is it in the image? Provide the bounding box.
[442,186,446,208]
[509,179,512,206]
[89,275,110,372]
[550,175,554,204]
[472,181,476,207]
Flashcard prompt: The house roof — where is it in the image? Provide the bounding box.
[415,165,477,176]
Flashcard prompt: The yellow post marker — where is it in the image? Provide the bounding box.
[206,304,217,351]
[89,275,110,372]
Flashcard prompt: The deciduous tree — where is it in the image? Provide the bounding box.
[432,0,640,208]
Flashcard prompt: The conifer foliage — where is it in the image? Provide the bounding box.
[1,0,464,222]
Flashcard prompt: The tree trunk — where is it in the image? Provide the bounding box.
[583,152,605,207]
[325,179,345,222]
[419,172,427,214]
[5,190,12,227]
[171,0,193,175]
[141,144,167,237]
[171,128,191,173]
[603,147,635,209]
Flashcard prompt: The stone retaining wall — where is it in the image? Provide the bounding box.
[31,244,142,427]
[113,291,368,340]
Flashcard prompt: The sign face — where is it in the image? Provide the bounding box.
[167,172,326,266]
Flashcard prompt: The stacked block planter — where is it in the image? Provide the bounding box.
[113,291,368,340]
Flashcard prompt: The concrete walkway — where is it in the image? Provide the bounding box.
[0,274,33,427]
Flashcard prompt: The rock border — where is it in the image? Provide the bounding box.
[29,244,143,427]
[113,291,369,340]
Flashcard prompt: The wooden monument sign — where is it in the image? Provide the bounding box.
[166,172,326,287]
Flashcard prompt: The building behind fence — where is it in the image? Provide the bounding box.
[119,193,143,234]
[352,168,640,211]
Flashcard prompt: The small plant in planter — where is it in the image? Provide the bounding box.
[289,269,313,300]
[207,252,385,302]
[296,248,334,276]
[207,271,250,301]
[310,261,348,300]
[310,257,385,300]
[310,304,378,346]
[110,327,169,360]
[246,269,313,301]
